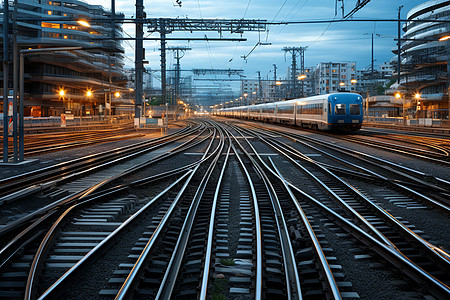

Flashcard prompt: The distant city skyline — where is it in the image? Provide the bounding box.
[91,0,427,87]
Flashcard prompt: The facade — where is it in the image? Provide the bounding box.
[392,0,450,120]
[313,62,358,95]
[1,0,128,117]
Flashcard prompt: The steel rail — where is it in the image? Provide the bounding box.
[0,125,196,199]
[269,158,341,300]
[115,125,221,299]
[155,126,226,299]
[33,170,193,300]
[232,124,395,246]
[247,126,450,266]
[284,181,450,300]
[338,135,450,165]
[358,132,450,158]
[229,123,339,299]
[246,124,450,202]
[199,128,231,299]
[250,125,450,211]
[236,124,450,287]
[230,123,450,298]
[0,125,206,240]
[230,124,302,299]
[228,134,263,299]
[0,126,210,284]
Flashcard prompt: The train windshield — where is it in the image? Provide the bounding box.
[335,104,346,115]
[350,104,360,115]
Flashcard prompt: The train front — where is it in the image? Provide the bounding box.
[327,93,363,131]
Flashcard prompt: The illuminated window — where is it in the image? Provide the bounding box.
[63,35,68,39]
[49,1,52,4]
[332,69,336,73]
[63,24,79,30]
[47,11,52,15]
[42,22,60,29]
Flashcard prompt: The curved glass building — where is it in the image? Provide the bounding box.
[393,0,450,120]
[1,0,128,117]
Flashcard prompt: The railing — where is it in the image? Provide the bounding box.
[364,116,446,127]
[0,115,133,129]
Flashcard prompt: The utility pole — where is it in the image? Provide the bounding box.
[2,0,9,162]
[135,0,144,127]
[282,47,307,98]
[257,71,262,102]
[273,64,277,102]
[397,5,403,85]
[167,46,191,104]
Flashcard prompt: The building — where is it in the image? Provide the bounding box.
[392,0,450,120]
[313,62,358,95]
[1,0,128,117]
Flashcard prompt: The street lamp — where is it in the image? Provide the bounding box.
[395,92,406,126]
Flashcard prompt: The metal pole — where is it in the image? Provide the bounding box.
[161,20,167,107]
[3,0,10,162]
[135,0,144,126]
[371,33,374,96]
[292,51,296,98]
[447,51,450,127]
[19,51,24,161]
[12,0,18,162]
[403,94,406,126]
[397,6,403,85]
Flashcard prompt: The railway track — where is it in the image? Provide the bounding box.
[0,125,146,158]
[0,119,449,299]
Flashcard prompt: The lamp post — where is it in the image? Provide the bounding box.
[18,47,82,162]
[395,92,406,126]
[298,74,306,97]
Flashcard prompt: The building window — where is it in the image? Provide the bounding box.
[42,22,60,29]
[47,10,52,15]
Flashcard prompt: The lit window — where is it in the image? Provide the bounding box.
[42,22,60,29]
[47,11,52,15]
[63,35,68,39]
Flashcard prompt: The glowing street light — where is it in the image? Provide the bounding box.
[395,92,406,126]
[114,91,121,98]
[86,90,92,97]
[76,20,91,28]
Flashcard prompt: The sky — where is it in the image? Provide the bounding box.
[90,0,427,91]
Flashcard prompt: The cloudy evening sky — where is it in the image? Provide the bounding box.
[91,0,428,89]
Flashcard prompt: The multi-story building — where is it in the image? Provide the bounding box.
[313,62,358,94]
[392,0,450,120]
[1,0,128,117]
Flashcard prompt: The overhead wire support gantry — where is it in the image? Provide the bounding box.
[146,18,267,107]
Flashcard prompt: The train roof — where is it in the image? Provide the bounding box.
[217,92,362,111]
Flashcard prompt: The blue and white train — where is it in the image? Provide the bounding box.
[215,92,364,131]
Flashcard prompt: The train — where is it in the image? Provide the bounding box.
[215,92,364,131]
